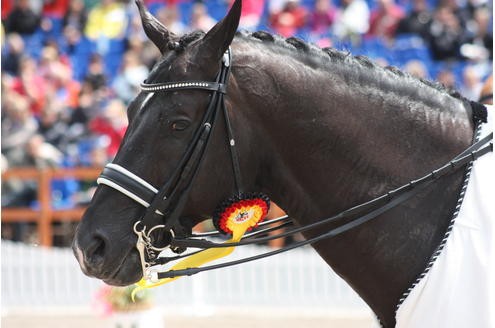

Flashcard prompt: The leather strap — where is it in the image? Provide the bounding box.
[159,135,492,278]
[140,81,227,94]
[170,132,492,250]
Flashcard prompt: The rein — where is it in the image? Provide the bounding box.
[97,49,493,287]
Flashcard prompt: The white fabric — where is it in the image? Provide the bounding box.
[396,110,494,327]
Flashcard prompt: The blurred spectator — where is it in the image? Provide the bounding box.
[479,74,492,105]
[460,7,492,61]
[1,92,38,161]
[404,59,429,79]
[426,6,467,61]
[190,2,216,32]
[85,0,128,40]
[332,0,369,43]
[1,0,13,21]
[2,33,25,76]
[269,0,307,37]
[89,99,128,158]
[396,0,432,38]
[10,56,47,116]
[5,0,41,35]
[24,134,64,168]
[137,39,162,70]
[70,79,103,126]
[2,134,63,226]
[41,0,69,35]
[459,65,483,100]
[38,107,70,149]
[235,0,265,31]
[368,0,404,41]
[62,0,87,31]
[436,68,457,90]
[112,51,149,104]
[439,0,471,28]
[85,54,107,91]
[39,45,71,85]
[156,5,187,35]
[42,0,69,19]
[308,0,336,35]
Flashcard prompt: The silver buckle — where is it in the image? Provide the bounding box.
[223,48,231,67]
[133,221,175,281]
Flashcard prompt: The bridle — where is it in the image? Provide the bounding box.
[97,48,493,285]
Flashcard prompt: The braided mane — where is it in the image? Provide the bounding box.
[163,29,468,104]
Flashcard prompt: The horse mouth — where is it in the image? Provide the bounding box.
[102,250,143,286]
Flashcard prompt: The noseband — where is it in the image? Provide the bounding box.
[97,49,493,287]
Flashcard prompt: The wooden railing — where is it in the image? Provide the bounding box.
[1,167,102,246]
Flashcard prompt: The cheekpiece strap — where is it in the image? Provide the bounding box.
[140,81,227,94]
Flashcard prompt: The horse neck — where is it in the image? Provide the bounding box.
[232,40,473,215]
[230,39,474,325]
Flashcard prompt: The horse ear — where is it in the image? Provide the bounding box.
[135,0,178,54]
[197,0,242,63]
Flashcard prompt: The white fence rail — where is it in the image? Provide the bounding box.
[2,240,369,311]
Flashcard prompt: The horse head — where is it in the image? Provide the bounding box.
[73,0,250,286]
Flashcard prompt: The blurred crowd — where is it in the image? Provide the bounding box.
[0,0,492,243]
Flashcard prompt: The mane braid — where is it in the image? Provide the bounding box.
[354,55,376,69]
[238,30,470,104]
[286,37,309,51]
[251,31,275,42]
[385,65,405,77]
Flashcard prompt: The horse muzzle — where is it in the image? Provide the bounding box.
[72,230,142,286]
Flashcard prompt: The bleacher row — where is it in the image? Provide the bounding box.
[14,0,487,84]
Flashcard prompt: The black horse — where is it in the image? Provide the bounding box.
[73,1,487,326]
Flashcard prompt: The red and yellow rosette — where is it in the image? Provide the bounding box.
[214,193,270,235]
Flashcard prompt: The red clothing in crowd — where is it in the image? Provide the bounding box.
[89,117,126,157]
[270,3,307,37]
[309,7,336,34]
[368,3,405,39]
[42,0,70,18]
[11,76,47,117]
[1,0,12,20]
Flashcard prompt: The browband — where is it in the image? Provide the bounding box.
[140,81,227,93]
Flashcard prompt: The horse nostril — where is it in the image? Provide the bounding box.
[85,235,107,266]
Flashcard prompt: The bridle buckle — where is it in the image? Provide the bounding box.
[133,221,176,280]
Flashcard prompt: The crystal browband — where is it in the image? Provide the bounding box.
[140,81,227,93]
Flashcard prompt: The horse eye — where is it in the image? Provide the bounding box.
[171,120,190,131]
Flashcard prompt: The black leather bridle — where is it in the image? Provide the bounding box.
[97,48,493,283]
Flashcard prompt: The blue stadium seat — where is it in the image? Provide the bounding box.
[22,30,44,59]
[392,34,433,66]
[178,1,194,25]
[42,17,64,41]
[67,37,95,81]
[207,0,228,21]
